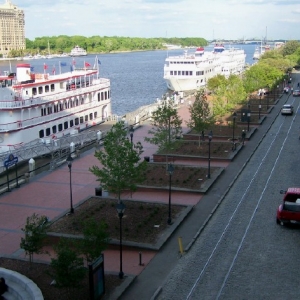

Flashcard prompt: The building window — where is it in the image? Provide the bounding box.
[70,120,74,127]
[58,124,63,131]
[75,118,79,125]
[39,130,44,138]
[52,125,57,134]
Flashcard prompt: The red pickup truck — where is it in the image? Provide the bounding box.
[277,188,300,226]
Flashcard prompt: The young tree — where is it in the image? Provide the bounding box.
[50,239,86,299]
[20,213,49,264]
[78,218,109,263]
[145,99,182,152]
[90,121,147,202]
[186,89,214,146]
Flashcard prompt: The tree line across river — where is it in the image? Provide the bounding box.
[7,36,208,58]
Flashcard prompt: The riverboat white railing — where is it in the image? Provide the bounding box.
[0,98,110,132]
[0,79,110,109]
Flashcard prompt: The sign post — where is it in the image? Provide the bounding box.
[89,254,105,300]
[3,154,18,192]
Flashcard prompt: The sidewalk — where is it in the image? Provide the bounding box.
[0,91,287,299]
[0,97,196,275]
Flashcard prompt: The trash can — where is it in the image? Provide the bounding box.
[144,156,150,162]
[95,186,102,196]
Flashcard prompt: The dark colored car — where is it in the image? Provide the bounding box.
[277,188,300,226]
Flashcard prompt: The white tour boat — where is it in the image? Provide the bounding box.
[0,62,111,153]
[70,45,87,56]
[163,44,246,92]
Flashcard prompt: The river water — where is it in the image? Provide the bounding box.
[0,44,257,116]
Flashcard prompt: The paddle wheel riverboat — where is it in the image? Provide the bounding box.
[0,62,111,153]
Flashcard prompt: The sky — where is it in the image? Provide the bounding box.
[7,0,300,41]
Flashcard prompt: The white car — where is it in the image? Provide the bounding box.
[281,104,294,115]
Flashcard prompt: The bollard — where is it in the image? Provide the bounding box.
[178,237,184,255]
[139,252,144,266]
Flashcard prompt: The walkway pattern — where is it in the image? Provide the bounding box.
[0,97,207,275]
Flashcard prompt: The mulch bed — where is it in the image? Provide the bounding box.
[48,198,186,244]
[141,163,219,190]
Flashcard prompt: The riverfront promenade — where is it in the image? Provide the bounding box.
[0,85,290,299]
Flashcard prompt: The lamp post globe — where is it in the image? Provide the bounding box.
[167,163,174,225]
[66,154,74,214]
[116,201,126,279]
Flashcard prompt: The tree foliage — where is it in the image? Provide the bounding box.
[281,40,300,56]
[78,219,109,263]
[186,89,214,145]
[8,36,208,57]
[90,121,147,202]
[20,213,49,264]
[145,100,182,152]
[50,239,86,297]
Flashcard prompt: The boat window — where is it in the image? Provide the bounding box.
[47,107,52,114]
[45,85,49,93]
[60,82,64,89]
[70,120,74,127]
[178,71,181,75]
[51,84,55,92]
[85,115,88,122]
[170,71,173,75]
[108,90,110,99]
[189,71,192,76]
[75,118,79,125]
[64,121,68,129]
[58,124,63,131]
[80,117,84,124]
[60,103,63,111]
[38,86,43,94]
[174,71,177,75]
[105,91,108,100]
[41,108,44,116]
[89,113,93,120]
[98,93,100,102]
[46,128,51,136]
[52,125,57,134]
[32,87,37,96]
[81,97,84,105]
[39,130,44,138]
[94,112,97,119]
[75,98,79,106]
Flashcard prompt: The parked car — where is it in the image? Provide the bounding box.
[293,89,300,97]
[277,188,300,226]
[281,104,294,115]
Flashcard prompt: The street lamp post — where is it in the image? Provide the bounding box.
[247,110,251,132]
[167,163,174,225]
[259,95,261,120]
[66,155,74,214]
[129,126,134,144]
[116,201,126,279]
[207,131,213,178]
[232,112,237,151]
[15,162,20,188]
